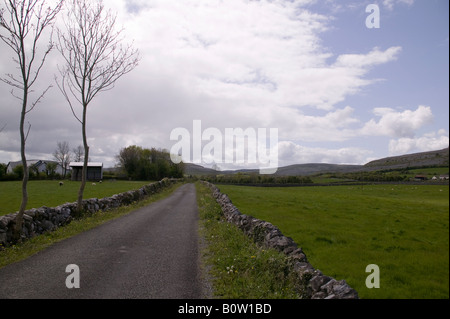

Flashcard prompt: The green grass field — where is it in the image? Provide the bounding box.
[0,180,152,216]
[217,184,449,299]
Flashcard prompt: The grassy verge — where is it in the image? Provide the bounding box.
[0,180,154,216]
[0,182,183,269]
[196,182,302,299]
[216,184,449,299]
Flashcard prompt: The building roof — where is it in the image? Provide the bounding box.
[7,160,61,169]
[69,162,103,167]
[7,160,40,168]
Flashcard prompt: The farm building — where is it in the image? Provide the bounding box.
[69,162,103,181]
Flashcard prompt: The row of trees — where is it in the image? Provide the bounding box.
[116,146,184,181]
[0,162,67,181]
[202,173,313,185]
[329,171,409,182]
[0,0,139,241]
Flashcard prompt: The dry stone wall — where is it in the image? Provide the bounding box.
[203,181,359,299]
[0,178,177,248]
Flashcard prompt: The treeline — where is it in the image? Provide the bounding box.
[116,146,184,180]
[201,173,313,185]
[0,163,68,181]
[330,170,408,182]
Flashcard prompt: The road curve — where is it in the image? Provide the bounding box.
[0,183,206,299]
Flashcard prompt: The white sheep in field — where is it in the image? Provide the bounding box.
[59,182,64,186]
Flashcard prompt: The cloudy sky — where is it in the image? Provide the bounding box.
[0,0,448,170]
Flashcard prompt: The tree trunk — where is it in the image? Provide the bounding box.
[76,104,89,214]
[13,91,29,242]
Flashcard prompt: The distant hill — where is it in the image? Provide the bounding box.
[184,163,219,175]
[364,147,449,170]
[183,147,449,176]
[272,163,363,176]
[184,163,363,176]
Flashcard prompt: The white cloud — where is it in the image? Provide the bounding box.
[360,105,434,138]
[389,131,449,155]
[269,105,360,143]
[334,47,402,70]
[278,141,373,165]
[383,0,414,11]
[0,0,440,168]
[105,0,402,114]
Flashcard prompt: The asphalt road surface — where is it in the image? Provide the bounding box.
[0,183,207,299]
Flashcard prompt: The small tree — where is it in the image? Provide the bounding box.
[72,144,84,162]
[12,164,24,179]
[46,161,57,178]
[56,0,139,212]
[0,0,63,240]
[53,141,71,178]
[0,163,6,180]
[116,145,142,178]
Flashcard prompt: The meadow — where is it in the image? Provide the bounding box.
[0,180,151,216]
[217,183,449,299]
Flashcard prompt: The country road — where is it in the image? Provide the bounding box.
[0,183,208,299]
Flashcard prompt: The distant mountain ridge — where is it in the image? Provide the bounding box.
[364,147,449,170]
[184,147,449,176]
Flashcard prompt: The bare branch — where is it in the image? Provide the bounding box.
[55,72,82,124]
[24,121,31,142]
[0,73,24,89]
[9,88,22,101]
[26,84,52,114]
[56,0,140,108]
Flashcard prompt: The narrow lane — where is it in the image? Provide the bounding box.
[0,183,203,299]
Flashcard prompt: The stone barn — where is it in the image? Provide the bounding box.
[70,162,103,181]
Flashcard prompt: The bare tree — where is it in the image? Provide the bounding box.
[56,0,139,212]
[0,0,63,241]
[72,144,84,162]
[53,141,71,178]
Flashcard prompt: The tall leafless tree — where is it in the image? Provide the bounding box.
[0,0,63,241]
[56,0,139,212]
[53,141,71,178]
